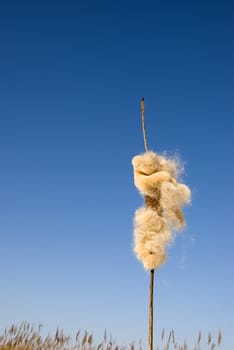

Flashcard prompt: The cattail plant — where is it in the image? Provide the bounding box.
[132,98,191,350]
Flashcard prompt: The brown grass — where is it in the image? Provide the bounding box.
[0,323,222,350]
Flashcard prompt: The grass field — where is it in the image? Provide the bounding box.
[0,323,222,350]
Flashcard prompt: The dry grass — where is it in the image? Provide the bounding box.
[0,323,134,350]
[0,323,222,350]
[157,328,222,350]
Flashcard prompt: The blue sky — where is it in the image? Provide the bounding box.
[0,0,233,348]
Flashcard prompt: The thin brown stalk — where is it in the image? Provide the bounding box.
[217,329,222,346]
[148,269,154,350]
[141,97,149,152]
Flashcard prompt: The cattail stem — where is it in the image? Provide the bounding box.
[148,269,154,350]
[141,97,149,152]
[141,98,155,350]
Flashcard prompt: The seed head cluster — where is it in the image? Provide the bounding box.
[132,151,191,270]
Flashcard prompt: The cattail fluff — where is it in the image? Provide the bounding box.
[132,151,191,270]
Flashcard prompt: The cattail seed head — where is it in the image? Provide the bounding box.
[132,151,191,270]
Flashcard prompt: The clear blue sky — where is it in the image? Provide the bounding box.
[0,0,233,348]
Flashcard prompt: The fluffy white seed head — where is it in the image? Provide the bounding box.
[134,207,163,233]
[134,241,167,270]
[132,150,191,270]
[133,207,172,270]
[157,154,184,179]
[160,182,191,208]
[132,151,160,175]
